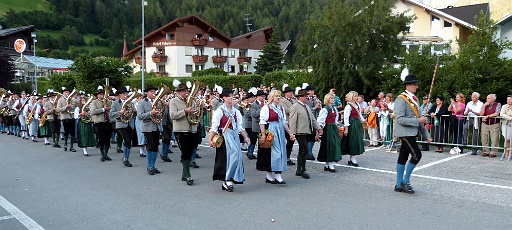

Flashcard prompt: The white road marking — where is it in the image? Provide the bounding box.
[0,215,14,220]
[0,195,45,230]
[413,153,468,171]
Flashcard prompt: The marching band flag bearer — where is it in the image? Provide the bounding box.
[90,86,113,161]
[137,85,162,175]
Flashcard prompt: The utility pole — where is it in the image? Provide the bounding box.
[244,14,252,33]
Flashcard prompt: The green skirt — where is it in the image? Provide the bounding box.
[78,119,96,148]
[39,121,52,137]
[341,118,365,155]
[317,124,342,162]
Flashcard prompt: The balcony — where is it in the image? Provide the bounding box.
[192,55,209,63]
[152,54,168,63]
[155,72,168,77]
[134,57,145,65]
[237,56,252,64]
[191,38,208,46]
[237,71,252,75]
[212,56,228,63]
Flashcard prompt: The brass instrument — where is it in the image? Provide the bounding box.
[53,92,63,117]
[151,83,171,124]
[235,99,251,110]
[103,85,112,107]
[65,88,78,114]
[26,102,36,125]
[186,80,203,125]
[38,111,47,127]
[120,91,142,123]
[81,95,95,123]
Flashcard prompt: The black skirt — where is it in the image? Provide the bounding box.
[256,146,272,172]
[212,136,243,184]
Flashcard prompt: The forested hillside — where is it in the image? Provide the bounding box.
[1,0,325,60]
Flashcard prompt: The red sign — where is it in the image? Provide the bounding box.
[14,39,26,53]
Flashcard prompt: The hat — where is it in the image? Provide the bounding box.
[175,83,188,92]
[110,88,117,96]
[220,88,233,98]
[295,89,308,97]
[116,86,129,94]
[243,92,255,100]
[95,86,105,95]
[47,91,55,97]
[282,84,293,93]
[422,95,428,100]
[255,90,266,97]
[61,87,70,93]
[302,83,313,91]
[402,74,419,85]
[144,85,158,92]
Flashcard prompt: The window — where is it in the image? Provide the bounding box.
[186,65,193,73]
[185,47,193,56]
[155,48,164,55]
[209,35,214,41]
[158,65,165,73]
[444,20,452,28]
[215,64,224,69]
[229,65,235,73]
[166,33,175,40]
[196,33,203,39]
[239,49,248,57]
[239,65,247,72]
[228,50,235,58]
[215,49,223,56]
[195,48,204,55]
[195,64,205,71]
[431,15,441,29]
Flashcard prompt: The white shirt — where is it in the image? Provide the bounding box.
[343,103,366,126]
[259,103,288,125]
[74,106,80,119]
[464,100,484,117]
[317,106,339,128]
[210,105,244,134]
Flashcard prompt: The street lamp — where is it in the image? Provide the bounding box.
[141,0,147,90]
[31,32,38,92]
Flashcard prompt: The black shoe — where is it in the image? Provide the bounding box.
[168,149,173,153]
[140,154,146,157]
[195,154,201,159]
[117,147,123,153]
[147,168,155,175]
[190,161,199,168]
[111,140,116,144]
[172,144,178,147]
[265,178,276,184]
[306,155,316,161]
[394,183,414,194]
[301,172,310,179]
[402,182,415,194]
[153,168,161,173]
[241,148,248,151]
[123,159,132,167]
[70,148,76,152]
[246,153,257,160]
[53,144,61,148]
[324,166,336,172]
[181,177,187,181]
[100,157,105,162]
[161,156,172,162]
[295,172,303,177]
[275,179,286,184]
[45,143,51,145]
[186,178,194,186]
[348,161,359,167]
[287,160,296,165]
[222,182,233,192]
[104,156,112,161]
[64,146,67,151]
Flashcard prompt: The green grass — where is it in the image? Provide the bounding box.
[0,0,49,15]
[70,45,110,54]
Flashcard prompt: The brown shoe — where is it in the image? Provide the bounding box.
[489,153,496,158]
[482,152,489,157]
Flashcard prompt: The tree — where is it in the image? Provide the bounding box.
[255,32,283,75]
[69,54,133,93]
[0,52,15,89]
[296,0,413,96]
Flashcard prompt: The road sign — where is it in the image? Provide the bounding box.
[14,39,26,53]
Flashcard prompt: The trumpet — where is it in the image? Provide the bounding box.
[234,98,251,110]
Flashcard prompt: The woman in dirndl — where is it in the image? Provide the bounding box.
[317,93,342,172]
[341,91,366,167]
[36,95,52,145]
[24,95,39,142]
[77,96,96,156]
[209,88,250,192]
[257,90,295,184]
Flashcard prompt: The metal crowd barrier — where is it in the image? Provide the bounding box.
[363,114,512,161]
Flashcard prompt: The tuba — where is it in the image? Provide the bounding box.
[81,95,95,123]
[186,80,203,125]
[151,83,171,124]
[120,91,142,123]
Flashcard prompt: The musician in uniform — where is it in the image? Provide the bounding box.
[211,86,222,111]
[137,85,163,175]
[23,93,39,142]
[280,84,296,165]
[242,90,256,159]
[7,91,18,135]
[210,88,250,192]
[112,89,124,154]
[289,89,322,179]
[159,93,173,162]
[45,91,61,148]
[14,91,29,139]
[393,74,432,194]
[56,87,77,152]
[36,94,52,145]
[110,87,136,167]
[169,83,198,185]
[90,86,113,161]
[250,90,266,161]
[0,92,6,133]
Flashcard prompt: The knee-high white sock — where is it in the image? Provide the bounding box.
[266,172,273,180]
[275,173,283,182]
[83,148,88,155]
[226,181,233,186]
[351,155,357,164]
[328,162,334,169]
[139,147,145,154]
[45,137,50,143]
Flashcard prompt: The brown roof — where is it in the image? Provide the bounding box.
[133,15,232,45]
[0,25,34,38]
[232,26,273,41]
[439,3,490,27]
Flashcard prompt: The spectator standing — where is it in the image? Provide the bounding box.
[480,94,501,158]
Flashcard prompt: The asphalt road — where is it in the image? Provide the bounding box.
[1,134,511,230]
